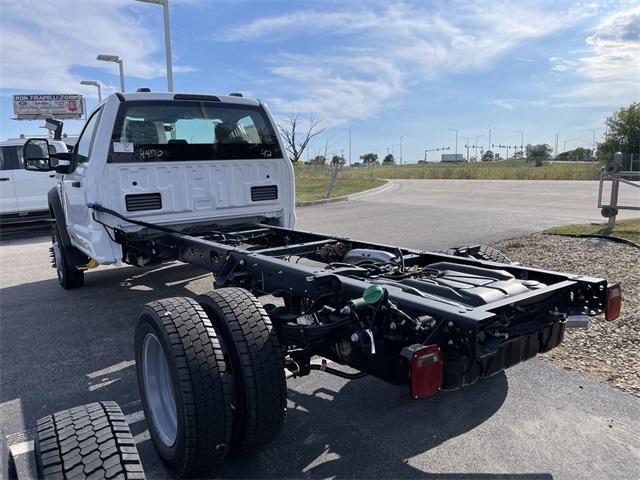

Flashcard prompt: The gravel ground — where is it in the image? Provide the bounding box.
[493,233,640,397]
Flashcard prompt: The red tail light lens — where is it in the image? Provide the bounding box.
[605,283,622,321]
[400,344,443,399]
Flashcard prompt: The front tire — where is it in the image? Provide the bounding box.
[135,297,232,478]
[198,288,287,455]
[51,221,84,290]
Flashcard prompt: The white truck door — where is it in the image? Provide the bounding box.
[0,147,18,215]
[63,109,102,248]
[13,144,57,213]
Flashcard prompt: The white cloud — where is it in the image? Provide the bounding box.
[224,1,599,123]
[553,3,640,106]
[0,0,193,97]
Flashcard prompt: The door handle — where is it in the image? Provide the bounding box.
[0,178,9,181]
[72,181,81,187]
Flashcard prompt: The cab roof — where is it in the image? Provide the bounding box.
[118,92,261,107]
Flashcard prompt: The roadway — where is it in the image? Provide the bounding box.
[1,180,639,479]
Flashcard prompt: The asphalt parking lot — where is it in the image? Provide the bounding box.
[1,180,639,479]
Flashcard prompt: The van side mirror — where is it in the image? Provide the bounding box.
[23,138,52,171]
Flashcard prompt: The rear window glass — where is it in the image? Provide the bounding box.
[110,100,282,162]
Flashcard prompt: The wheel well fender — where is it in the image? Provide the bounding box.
[48,187,90,266]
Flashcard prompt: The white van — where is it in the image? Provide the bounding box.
[0,137,68,223]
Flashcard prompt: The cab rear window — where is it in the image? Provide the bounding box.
[109,101,282,162]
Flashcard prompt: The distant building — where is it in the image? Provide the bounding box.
[441,153,465,162]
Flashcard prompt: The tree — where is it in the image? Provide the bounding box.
[481,150,494,162]
[597,102,639,167]
[558,147,592,161]
[309,155,326,165]
[382,153,395,165]
[525,144,553,160]
[360,153,379,165]
[278,112,325,163]
[331,155,346,166]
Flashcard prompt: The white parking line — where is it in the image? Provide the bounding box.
[125,410,145,424]
[10,440,33,456]
[10,360,339,457]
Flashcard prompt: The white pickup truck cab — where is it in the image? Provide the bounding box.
[23,92,295,287]
[0,137,68,222]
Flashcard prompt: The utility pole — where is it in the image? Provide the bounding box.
[462,136,469,161]
[514,130,524,158]
[475,134,484,161]
[555,134,559,159]
[341,127,352,165]
[448,128,458,158]
[488,127,494,151]
[400,134,407,164]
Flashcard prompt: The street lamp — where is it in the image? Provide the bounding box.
[488,127,495,150]
[448,128,458,157]
[461,136,469,161]
[475,134,484,161]
[80,80,102,102]
[341,127,352,166]
[134,0,174,92]
[400,134,407,164]
[97,54,125,92]
[514,130,524,149]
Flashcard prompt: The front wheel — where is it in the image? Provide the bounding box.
[51,222,84,290]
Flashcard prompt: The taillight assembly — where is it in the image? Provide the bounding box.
[400,344,443,399]
[605,283,622,321]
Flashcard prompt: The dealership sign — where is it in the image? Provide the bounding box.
[13,94,85,120]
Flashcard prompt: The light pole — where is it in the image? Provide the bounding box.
[134,0,174,92]
[400,134,407,164]
[448,128,458,157]
[475,134,484,161]
[461,136,469,161]
[488,127,494,151]
[555,133,559,158]
[514,130,523,150]
[97,55,125,92]
[80,80,102,102]
[341,127,352,165]
[591,129,596,156]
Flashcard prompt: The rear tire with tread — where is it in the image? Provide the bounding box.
[135,297,232,478]
[198,288,287,455]
[34,401,145,479]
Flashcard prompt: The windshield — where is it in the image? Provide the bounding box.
[110,100,282,162]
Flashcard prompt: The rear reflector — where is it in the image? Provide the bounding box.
[605,283,622,321]
[400,344,443,399]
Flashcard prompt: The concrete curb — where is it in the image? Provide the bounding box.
[296,179,393,207]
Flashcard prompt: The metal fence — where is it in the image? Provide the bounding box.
[597,152,640,232]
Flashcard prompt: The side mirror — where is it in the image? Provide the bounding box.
[23,138,52,171]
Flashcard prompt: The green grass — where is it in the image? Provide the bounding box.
[295,176,385,202]
[545,218,640,243]
[296,160,602,181]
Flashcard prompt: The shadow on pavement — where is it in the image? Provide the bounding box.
[0,260,551,479]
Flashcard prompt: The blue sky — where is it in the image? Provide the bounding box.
[1,0,638,162]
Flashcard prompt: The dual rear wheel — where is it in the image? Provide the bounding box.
[134,288,287,478]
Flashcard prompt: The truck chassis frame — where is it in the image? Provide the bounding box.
[109,218,608,394]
